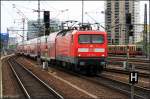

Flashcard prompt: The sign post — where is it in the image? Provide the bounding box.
[129,69,138,99]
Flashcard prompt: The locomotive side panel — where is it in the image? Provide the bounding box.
[55,33,74,63]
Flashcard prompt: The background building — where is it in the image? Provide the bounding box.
[0,33,9,50]
[50,19,61,32]
[27,19,42,40]
[8,37,17,49]
[27,19,61,40]
[141,24,150,43]
[105,0,140,45]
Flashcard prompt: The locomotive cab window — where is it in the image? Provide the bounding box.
[78,34,104,44]
[78,35,91,43]
[92,35,104,43]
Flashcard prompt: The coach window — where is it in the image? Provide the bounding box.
[120,46,123,50]
[137,47,142,51]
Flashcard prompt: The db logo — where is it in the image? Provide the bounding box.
[89,48,93,52]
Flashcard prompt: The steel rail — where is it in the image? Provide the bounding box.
[8,57,64,99]
[108,57,150,63]
[95,75,150,99]
[16,60,64,99]
[68,71,149,99]
[8,59,31,99]
[104,68,150,78]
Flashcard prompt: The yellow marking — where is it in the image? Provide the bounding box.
[48,72,98,99]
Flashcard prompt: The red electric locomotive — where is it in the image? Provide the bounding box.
[47,29,107,74]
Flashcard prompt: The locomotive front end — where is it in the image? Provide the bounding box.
[75,31,108,74]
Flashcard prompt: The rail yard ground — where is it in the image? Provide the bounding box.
[17,56,128,99]
[1,54,150,99]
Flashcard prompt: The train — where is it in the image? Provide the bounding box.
[17,28,108,75]
[108,45,143,56]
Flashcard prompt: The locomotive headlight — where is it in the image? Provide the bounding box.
[101,54,105,56]
[78,48,89,52]
[94,48,105,52]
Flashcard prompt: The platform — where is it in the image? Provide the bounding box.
[0,54,15,98]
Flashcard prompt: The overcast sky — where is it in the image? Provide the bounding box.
[1,0,149,41]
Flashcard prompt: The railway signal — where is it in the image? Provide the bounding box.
[44,11,50,35]
[129,24,133,36]
[126,13,134,44]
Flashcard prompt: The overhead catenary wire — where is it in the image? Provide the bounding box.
[41,1,58,12]
[84,12,106,30]
[12,4,45,31]
[1,3,18,25]
[42,1,58,11]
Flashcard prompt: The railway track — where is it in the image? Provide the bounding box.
[104,68,150,78]
[58,65,150,99]
[108,57,150,63]
[76,74,149,99]
[82,75,149,99]
[135,66,149,71]
[7,57,63,99]
[18,56,129,99]
[15,55,150,99]
[91,75,149,99]
[48,65,149,99]
[108,64,149,72]
[107,59,150,71]
[100,71,149,88]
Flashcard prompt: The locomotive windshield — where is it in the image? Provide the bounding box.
[79,34,104,44]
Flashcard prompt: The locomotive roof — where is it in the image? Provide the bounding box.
[57,29,106,35]
[76,30,106,34]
